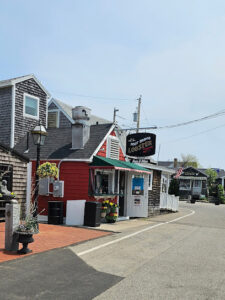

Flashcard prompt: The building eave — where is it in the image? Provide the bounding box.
[0,74,51,98]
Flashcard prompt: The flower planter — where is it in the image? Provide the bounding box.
[101,211,106,218]
[16,232,34,254]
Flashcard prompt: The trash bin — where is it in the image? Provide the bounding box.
[48,201,64,225]
[84,202,101,227]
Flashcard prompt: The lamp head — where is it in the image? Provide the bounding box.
[31,123,47,146]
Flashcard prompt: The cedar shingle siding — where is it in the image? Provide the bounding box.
[59,111,71,127]
[148,170,161,215]
[0,87,12,146]
[48,102,58,110]
[14,78,47,145]
[0,147,28,217]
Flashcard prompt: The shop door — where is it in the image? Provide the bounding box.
[119,171,125,216]
[126,172,148,217]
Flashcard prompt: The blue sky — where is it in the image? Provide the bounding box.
[1,0,225,168]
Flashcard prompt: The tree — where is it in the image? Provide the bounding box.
[180,154,199,168]
[205,168,217,196]
[169,178,179,196]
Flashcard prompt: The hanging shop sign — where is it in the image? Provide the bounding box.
[126,133,156,157]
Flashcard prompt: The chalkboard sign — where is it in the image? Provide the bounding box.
[126,133,156,157]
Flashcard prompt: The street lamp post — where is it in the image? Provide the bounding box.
[31,122,47,218]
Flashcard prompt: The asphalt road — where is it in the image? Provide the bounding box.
[1,202,225,299]
[71,202,225,299]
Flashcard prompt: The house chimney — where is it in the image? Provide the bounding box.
[174,158,178,168]
[71,106,91,149]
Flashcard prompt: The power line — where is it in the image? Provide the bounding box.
[119,109,225,131]
[51,90,136,101]
[161,122,225,144]
[157,109,225,130]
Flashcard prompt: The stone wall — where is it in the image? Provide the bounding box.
[0,87,12,146]
[148,170,161,216]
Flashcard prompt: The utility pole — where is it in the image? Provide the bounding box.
[113,107,119,123]
[136,95,142,133]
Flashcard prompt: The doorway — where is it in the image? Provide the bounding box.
[119,171,126,216]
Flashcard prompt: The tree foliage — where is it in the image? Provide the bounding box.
[206,168,218,196]
[180,154,199,168]
[205,168,217,187]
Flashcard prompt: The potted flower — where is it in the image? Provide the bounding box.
[105,202,118,223]
[101,200,110,218]
[36,162,59,181]
[15,214,39,254]
[101,204,108,218]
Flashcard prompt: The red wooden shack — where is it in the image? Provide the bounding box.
[16,106,150,221]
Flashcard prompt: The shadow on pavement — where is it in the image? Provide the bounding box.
[0,248,123,299]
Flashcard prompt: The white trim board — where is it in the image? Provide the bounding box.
[0,74,51,97]
[48,98,74,124]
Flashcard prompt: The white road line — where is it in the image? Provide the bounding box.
[77,209,195,257]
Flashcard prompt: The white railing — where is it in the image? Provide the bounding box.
[160,193,179,212]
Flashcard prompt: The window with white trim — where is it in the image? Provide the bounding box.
[161,174,168,193]
[148,172,153,190]
[24,94,39,119]
[179,179,191,190]
[107,136,120,160]
[48,111,59,128]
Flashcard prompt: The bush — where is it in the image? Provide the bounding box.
[169,178,179,196]
[217,184,225,204]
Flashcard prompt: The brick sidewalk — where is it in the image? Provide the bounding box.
[0,223,110,263]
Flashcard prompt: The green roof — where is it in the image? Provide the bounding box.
[90,156,151,173]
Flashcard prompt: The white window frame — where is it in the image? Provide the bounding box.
[161,174,168,193]
[94,169,115,194]
[179,179,191,190]
[23,93,39,120]
[148,172,153,190]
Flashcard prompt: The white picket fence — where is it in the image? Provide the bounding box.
[160,193,179,212]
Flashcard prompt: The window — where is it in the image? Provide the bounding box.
[94,171,114,194]
[0,164,13,191]
[148,172,153,190]
[24,94,39,119]
[193,180,201,188]
[161,175,168,193]
[48,111,59,128]
[179,179,191,190]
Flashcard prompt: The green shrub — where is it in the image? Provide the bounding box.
[169,178,179,196]
[217,184,225,204]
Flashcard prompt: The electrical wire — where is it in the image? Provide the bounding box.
[51,90,136,101]
[118,108,225,131]
[157,109,225,130]
[161,122,225,144]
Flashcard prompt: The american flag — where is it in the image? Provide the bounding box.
[174,167,183,179]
